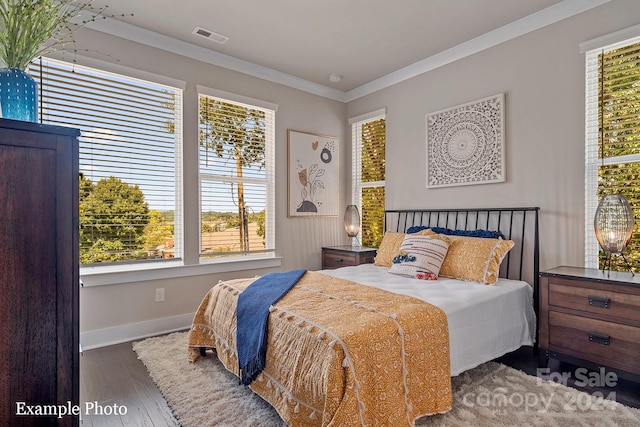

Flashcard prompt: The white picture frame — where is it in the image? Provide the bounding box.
[287,129,339,217]
[426,93,505,188]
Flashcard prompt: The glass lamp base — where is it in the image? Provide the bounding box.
[347,236,360,249]
[601,252,635,276]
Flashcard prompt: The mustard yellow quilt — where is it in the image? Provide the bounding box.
[188,271,451,426]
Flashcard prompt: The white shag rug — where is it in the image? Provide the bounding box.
[132,332,640,427]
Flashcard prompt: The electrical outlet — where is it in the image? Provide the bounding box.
[155,288,165,302]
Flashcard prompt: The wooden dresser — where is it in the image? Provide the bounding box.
[539,266,640,380]
[321,245,377,270]
[0,118,80,426]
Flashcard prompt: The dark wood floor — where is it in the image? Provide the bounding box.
[80,342,178,426]
[80,342,639,426]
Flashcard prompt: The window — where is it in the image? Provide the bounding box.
[28,58,183,266]
[585,37,640,271]
[197,87,276,259]
[349,109,386,248]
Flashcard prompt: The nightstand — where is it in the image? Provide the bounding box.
[321,245,377,270]
[539,266,640,380]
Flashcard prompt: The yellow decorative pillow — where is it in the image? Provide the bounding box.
[437,234,515,285]
[374,231,406,267]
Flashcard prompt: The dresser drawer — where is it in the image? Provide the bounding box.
[323,251,357,269]
[549,311,640,374]
[548,279,640,324]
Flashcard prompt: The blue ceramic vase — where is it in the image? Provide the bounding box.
[0,68,38,122]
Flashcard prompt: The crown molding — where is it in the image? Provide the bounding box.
[83,14,346,102]
[84,0,610,104]
[343,0,611,102]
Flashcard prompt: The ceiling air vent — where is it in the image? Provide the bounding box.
[192,26,229,44]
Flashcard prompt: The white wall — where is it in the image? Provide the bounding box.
[346,0,640,273]
[78,0,640,347]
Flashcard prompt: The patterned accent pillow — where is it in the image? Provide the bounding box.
[436,233,515,285]
[374,231,406,267]
[388,234,450,280]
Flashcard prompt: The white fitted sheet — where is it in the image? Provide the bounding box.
[321,264,536,376]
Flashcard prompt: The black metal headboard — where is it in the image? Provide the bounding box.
[384,207,540,290]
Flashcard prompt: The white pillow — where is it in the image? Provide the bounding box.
[388,234,450,280]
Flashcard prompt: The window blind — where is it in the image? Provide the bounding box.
[28,58,183,265]
[198,92,275,258]
[350,110,386,248]
[585,38,640,270]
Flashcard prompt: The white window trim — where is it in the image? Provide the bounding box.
[33,57,194,280]
[349,109,386,246]
[348,108,386,126]
[50,52,187,91]
[584,47,600,268]
[80,255,282,286]
[57,63,282,285]
[579,23,640,54]
[583,29,640,268]
[349,108,386,205]
[350,109,387,205]
[196,85,278,112]
[196,86,278,261]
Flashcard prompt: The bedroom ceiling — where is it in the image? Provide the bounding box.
[85,0,606,100]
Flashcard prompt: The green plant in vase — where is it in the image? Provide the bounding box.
[0,0,122,121]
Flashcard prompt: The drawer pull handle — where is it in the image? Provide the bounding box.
[588,332,610,346]
[588,295,610,309]
[335,258,343,264]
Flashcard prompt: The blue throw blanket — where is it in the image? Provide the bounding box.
[236,269,307,385]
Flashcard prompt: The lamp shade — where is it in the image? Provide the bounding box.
[594,194,634,254]
[344,205,360,238]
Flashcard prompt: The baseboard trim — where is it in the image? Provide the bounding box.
[80,312,195,350]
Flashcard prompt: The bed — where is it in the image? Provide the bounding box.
[187,207,540,426]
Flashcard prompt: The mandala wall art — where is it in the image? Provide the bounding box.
[426,93,505,188]
[288,129,339,217]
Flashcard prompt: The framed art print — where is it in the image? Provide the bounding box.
[288,129,339,217]
[426,93,505,188]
